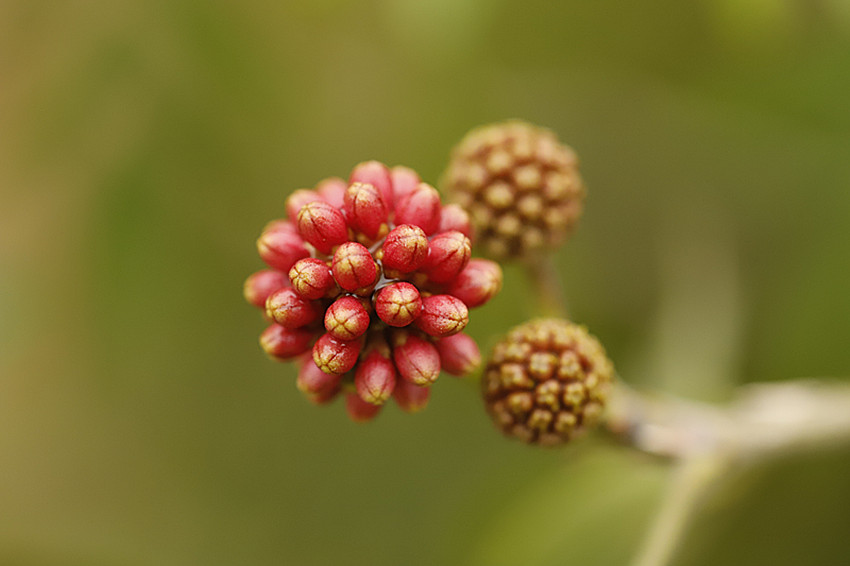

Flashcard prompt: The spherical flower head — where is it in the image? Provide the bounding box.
[247,161,503,422]
[441,120,585,260]
[482,319,614,446]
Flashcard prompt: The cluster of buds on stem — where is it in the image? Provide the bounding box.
[245,161,502,421]
[482,319,614,446]
[441,120,585,260]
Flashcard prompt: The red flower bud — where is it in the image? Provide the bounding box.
[297,201,349,254]
[394,183,442,235]
[343,182,389,240]
[257,229,310,272]
[243,269,288,308]
[263,219,298,235]
[345,392,383,422]
[266,288,320,328]
[297,358,342,395]
[332,242,378,293]
[392,332,441,385]
[415,294,469,337]
[315,177,346,209]
[390,165,420,203]
[438,204,473,238]
[260,324,314,360]
[349,160,393,209]
[286,189,323,223]
[392,379,431,413]
[375,282,422,327]
[288,258,336,300]
[446,259,503,308]
[313,333,362,375]
[422,231,471,283]
[435,332,481,376]
[380,224,429,273]
[308,385,342,405]
[324,296,371,341]
[354,350,397,405]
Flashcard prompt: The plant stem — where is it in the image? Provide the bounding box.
[524,254,569,318]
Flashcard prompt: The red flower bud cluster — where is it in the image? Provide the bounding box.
[244,161,502,421]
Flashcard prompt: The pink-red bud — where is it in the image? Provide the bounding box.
[349,161,393,209]
[392,333,441,385]
[286,189,322,223]
[324,296,371,341]
[263,219,298,235]
[260,324,314,360]
[315,177,346,209]
[423,230,472,283]
[244,269,288,308]
[446,259,503,308]
[313,333,362,375]
[257,229,310,272]
[381,224,429,273]
[332,242,378,292]
[345,392,383,422]
[392,379,431,413]
[394,183,442,235]
[266,288,320,328]
[297,201,349,254]
[289,258,336,300]
[438,204,473,238]
[344,182,389,240]
[375,282,422,327]
[354,350,397,405]
[390,165,421,203]
[297,358,342,395]
[415,295,469,337]
[435,333,481,376]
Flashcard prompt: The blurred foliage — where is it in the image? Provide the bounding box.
[2,1,850,565]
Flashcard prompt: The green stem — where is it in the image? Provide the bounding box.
[524,254,569,319]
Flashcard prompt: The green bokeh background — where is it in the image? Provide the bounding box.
[3,1,850,565]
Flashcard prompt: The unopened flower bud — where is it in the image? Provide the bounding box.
[349,160,393,209]
[394,183,442,235]
[375,282,422,327]
[315,177,346,209]
[390,165,421,203]
[354,350,397,405]
[297,358,342,395]
[415,294,469,337]
[324,296,371,341]
[289,258,335,300]
[244,269,288,309]
[263,219,298,235]
[313,332,362,375]
[436,332,481,376]
[482,319,614,446]
[266,288,320,328]
[332,242,378,292]
[438,204,473,238]
[392,379,431,412]
[297,201,349,254]
[257,229,310,272]
[422,231,471,283]
[381,224,429,273]
[286,189,323,223]
[344,182,389,240]
[260,324,314,360]
[345,392,383,422]
[446,259,502,308]
[392,332,441,385]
